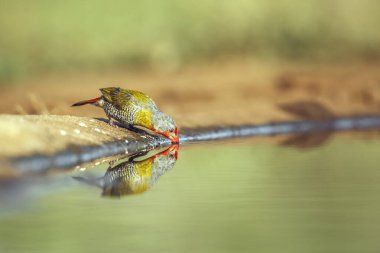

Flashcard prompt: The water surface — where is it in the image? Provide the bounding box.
[1,137,380,253]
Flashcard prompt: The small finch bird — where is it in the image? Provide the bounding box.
[72,87,179,143]
[73,145,178,197]
[102,146,177,197]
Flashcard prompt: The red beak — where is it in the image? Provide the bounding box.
[72,97,101,107]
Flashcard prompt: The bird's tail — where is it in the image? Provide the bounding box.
[72,97,101,107]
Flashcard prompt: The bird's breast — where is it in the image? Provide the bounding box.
[134,109,154,129]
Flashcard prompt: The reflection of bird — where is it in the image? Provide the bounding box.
[72,87,178,143]
[73,146,178,197]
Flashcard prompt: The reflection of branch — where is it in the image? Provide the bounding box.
[280,133,331,148]
[72,176,103,188]
[13,137,166,173]
[278,101,335,148]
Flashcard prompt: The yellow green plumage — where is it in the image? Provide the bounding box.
[73,87,178,143]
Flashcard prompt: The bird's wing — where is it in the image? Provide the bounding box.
[100,87,131,110]
[100,87,157,111]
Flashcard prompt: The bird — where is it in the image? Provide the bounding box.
[72,87,179,143]
[73,145,178,197]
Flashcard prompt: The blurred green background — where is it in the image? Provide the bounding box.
[0,0,380,83]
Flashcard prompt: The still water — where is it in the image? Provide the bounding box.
[1,137,380,253]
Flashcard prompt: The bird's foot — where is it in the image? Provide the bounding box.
[153,144,179,160]
[159,129,179,144]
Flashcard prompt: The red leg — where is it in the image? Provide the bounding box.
[151,128,179,144]
[152,144,179,160]
[149,127,179,159]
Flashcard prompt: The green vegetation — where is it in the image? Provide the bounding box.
[1,0,380,82]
